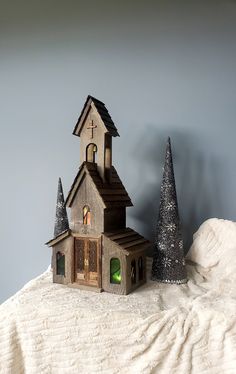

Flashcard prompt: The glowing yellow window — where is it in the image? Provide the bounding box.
[83,205,91,225]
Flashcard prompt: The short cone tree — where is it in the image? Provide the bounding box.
[54,178,69,237]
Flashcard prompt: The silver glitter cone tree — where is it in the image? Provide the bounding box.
[54,178,69,237]
[151,138,187,284]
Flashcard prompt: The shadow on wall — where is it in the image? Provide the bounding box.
[128,125,225,256]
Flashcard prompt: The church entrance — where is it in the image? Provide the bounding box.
[74,237,101,288]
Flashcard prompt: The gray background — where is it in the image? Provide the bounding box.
[1,0,236,303]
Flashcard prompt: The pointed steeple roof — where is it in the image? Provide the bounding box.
[73,95,119,137]
[54,178,69,238]
[151,137,187,284]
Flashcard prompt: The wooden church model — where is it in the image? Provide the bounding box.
[46,96,150,295]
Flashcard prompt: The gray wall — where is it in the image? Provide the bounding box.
[1,0,236,303]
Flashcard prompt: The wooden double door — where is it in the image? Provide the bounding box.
[74,237,101,288]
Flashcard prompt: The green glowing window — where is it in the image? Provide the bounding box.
[56,252,65,276]
[110,258,121,284]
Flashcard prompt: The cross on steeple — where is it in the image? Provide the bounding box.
[87,120,97,139]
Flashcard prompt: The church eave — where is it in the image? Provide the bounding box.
[45,229,71,247]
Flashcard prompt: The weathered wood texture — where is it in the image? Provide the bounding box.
[125,252,146,294]
[102,235,128,295]
[79,102,112,182]
[66,162,133,209]
[52,235,74,285]
[102,235,147,295]
[73,95,119,138]
[70,172,105,235]
[74,237,101,289]
[46,229,70,247]
[104,134,112,183]
[51,233,102,291]
[47,96,150,295]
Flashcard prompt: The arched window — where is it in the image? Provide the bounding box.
[138,256,143,281]
[131,260,136,284]
[86,143,97,163]
[110,258,121,284]
[56,252,65,276]
[83,205,91,225]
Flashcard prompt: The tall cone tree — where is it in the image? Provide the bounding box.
[54,178,69,237]
[151,137,187,284]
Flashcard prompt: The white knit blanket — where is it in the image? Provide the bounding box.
[1,218,236,374]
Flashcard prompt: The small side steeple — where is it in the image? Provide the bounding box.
[54,178,69,237]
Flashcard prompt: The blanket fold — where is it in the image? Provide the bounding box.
[1,218,236,373]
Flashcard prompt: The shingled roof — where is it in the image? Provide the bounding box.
[65,162,133,208]
[45,229,71,247]
[103,228,151,255]
[73,95,119,137]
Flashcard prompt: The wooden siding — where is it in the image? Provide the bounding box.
[102,235,128,295]
[66,162,133,209]
[52,235,74,285]
[79,105,108,182]
[70,172,105,235]
[102,234,147,295]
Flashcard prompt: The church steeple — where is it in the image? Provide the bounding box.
[54,178,69,237]
[73,95,119,183]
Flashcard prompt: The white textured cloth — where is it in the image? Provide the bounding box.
[0,218,236,373]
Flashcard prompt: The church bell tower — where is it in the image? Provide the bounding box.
[73,95,119,183]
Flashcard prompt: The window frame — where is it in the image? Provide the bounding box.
[83,205,91,225]
[110,257,121,284]
[56,251,65,276]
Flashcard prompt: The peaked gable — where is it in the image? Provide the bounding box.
[65,162,105,208]
[65,162,133,208]
[73,95,119,138]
